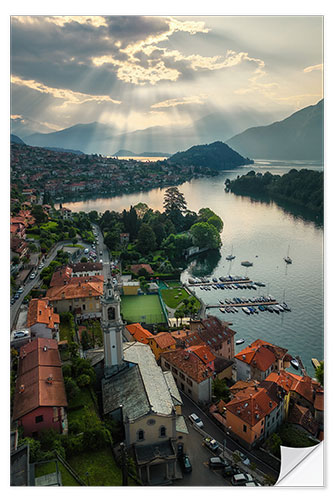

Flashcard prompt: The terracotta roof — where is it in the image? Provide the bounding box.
[12,338,67,421]
[235,339,286,372]
[187,344,215,364]
[161,348,214,384]
[72,262,103,273]
[183,331,205,348]
[230,380,260,394]
[194,316,236,351]
[170,329,192,342]
[130,264,153,275]
[27,298,60,329]
[151,332,176,350]
[314,389,324,411]
[288,403,318,436]
[226,386,277,426]
[125,323,153,344]
[265,370,320,405]
[49,266,72,286]
[46,280,103,300]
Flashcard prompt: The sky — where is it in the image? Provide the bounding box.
[10,15,323,135]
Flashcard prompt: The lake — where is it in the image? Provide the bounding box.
[58,159,324,376]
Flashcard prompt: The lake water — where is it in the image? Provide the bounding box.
[58,159,324,376]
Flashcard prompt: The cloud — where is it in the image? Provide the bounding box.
[12,15,108,28]
[303,63,323,73]
[11,75,121,105]
[151,94,208,109]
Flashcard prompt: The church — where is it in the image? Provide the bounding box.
[98,277,189,485]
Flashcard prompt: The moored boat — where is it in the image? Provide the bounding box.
[242,307,251,315]
[236,338,245,345]
[290,358,299,370]
[241,261,253,267]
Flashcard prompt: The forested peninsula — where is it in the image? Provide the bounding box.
[225,169,323,220]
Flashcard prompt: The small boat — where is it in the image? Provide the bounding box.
[276,304,285,312]
[241,261,253,267]
[311,358,320,369]
[219,307,225,314]
[267,305,274,313]
[233,307,239,313]
[258,305,266,312]
[225,307,231,313]
[188,278,195,284]
[213,278,218,283]
[236,338,245,345]
[284,245,292,264]
[290,358,299,370]
[219,300,224,305]
[226,246,236,261]
[281,302,291,311]
[272,305,280,314]
[242,307,251,315]
[254,281,266,287]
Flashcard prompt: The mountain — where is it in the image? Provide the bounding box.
[19,107,283,156]
[167,141,253,170]
[114,149,171,157]
[10,134,25,144]
[24,122,116,154]
[226,100,323,161]
[43,146,84,155]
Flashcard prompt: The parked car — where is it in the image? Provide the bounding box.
[223,466,240,478]
[38,263,44,269]
[203,437,219,452]
[231,473,254,486]
[10,298,15,305]
[179,454,192,473]
[13,330,29,339]
[208,456,229,469]
[30,272,36,279]
[18,286,24,293]
[188,413,204,428]
[14,293,20,299]
[234,450,250,466]
[84,248,89,254]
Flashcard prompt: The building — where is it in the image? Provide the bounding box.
[189,316,236,360]
[27,298,60,341]
[234,339,290,382]
[46,276,103,319]
[71,261,103,277]
[147,332,177,361]
[160,348,214,404]
[12,338,68,438]
[124,323,153,344]
[130,264,153,276]
[100,278,188,485]
[122,281,141,296]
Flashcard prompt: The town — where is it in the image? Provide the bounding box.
[10,189,324,487]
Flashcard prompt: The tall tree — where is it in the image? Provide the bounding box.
[137,223,156,255]
[163,187,187,214]
[190,222,221,249]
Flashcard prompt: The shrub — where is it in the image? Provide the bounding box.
[77,374,91,388]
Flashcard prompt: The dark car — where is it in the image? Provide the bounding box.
[180,454,192,473]
[208,456,229,469]
[223,466,241,478]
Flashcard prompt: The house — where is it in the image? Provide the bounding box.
[287,403,319,438]
[27,298,60,341]
[71,262,103,277]
[219,386,278,449]
[12,338,68,438]
[122,281,141,295]
[130,264,154,276]
[124,323,154,344]
[160,348,214,404]
[46,277,103,319]
[147,332,177,361]
[234,339,290,382]
[189,316,236,360]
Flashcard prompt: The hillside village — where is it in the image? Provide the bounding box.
[10,186,324,487]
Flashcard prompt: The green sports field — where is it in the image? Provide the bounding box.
[120,294,166,324]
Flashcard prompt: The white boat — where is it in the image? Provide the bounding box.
[284,245,292,264]
[242,307,251,315]
[290,358,299,370]
[236,338,245,345]
[226,245,235,261]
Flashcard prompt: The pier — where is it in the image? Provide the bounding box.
[188,279,252,287]
[207,300,278,309]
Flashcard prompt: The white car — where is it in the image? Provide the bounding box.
[189,413,204,428]
[30,272,36,279]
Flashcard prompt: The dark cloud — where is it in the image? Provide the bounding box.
[103,16,169,42]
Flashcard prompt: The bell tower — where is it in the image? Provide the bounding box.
[101,277,123,376]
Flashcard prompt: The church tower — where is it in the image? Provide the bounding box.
[101,277,124,376]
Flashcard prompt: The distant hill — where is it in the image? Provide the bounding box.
[10,134,25,144]
[43,146,84,155]
[167,141,253,170]
[114,149,171,157]
[226,99,323,161]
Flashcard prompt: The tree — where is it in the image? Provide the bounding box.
[163,187,187,214]
[315,361,324,386]
[31,205,48,224]
[190,222,221,249]
[80,256,88,263]
[77,373,91,387]
[12,255,20,265]
[64,377,80,400]
[207,215,223,232]
[137,223,156,255]
[266,433,282,458]
[213,378,230,402]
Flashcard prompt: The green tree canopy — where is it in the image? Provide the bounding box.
[315,361,324,386]
[137,223,156,255]
[163,187,187,214]
[190,222,221,249]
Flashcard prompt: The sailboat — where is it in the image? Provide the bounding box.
[226,245,235,261]
[284,245,292,264]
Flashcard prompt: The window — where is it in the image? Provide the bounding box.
[53,407,58,422]
[82,304,86,310]
[69,305,72,312]
[147,419,156,426]
[181,383,185,391]
[188,388,192,395]
[159,426,166,438]
[179,373,185,380]
[227,339,230,344]
[243,424,247,433]
[172,367,178,375]
[35,415,43,423]
[165,362,170,370]
[137,430,145,441]
[186,378,193,387]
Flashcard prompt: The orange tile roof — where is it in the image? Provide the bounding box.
[266,370,320,405]
[235,338,287,372]
[226,386,277,426]
[49,266,73,286]
[131,264,153,275]
[125,323,153,344]
[12,338,67,421]
[152,332,176,349]
[230,380,260,393]
[161,348,214,384]
[195,316,236,350]
[288,403,318,436]
[183,331,205,347]
[187,344,215,364]
[46,280,103,300]
[27,298,60,329]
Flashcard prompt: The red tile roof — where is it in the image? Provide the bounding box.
[230,380,260,394]
[288,403,319,436]
[193,316,236,351]
[235,338,287,372]
[12,338,67,421]
[46,280,103,300]
[151,332,176,349]
[130,264,153,275]
[226,386,277,426]
[186,344,215,364]
[314,389,324,411]
[161,348,214,384]
[266,370,321,405]
[125,323,153,344]
[27,298,60,329]
[49,266,73,286]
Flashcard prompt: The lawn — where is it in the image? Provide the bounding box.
[164,280,182,288]
[160,287,191,309]
[59,313,75,342]
[34,460,81,486]
[121,294,166,324]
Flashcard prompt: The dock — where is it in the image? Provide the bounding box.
[311,358,321,370]
[188,279,252,287]
[207,300,278,309]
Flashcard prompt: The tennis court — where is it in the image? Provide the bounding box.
[120,294,167,324]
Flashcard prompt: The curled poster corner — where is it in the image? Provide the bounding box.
[275,442,324,486]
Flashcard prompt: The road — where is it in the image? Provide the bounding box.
[180,391,279,482]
